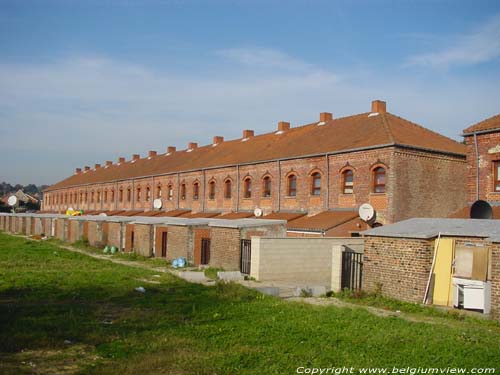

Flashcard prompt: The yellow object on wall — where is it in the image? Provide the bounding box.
[432,238,455,306]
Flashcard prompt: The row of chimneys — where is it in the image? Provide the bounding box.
[75,100,386,174]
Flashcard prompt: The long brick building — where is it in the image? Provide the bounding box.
[43,100,467,235]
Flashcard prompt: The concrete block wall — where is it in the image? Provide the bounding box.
[363,236,433,303]
[250,237,364,288]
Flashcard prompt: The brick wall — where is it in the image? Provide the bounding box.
[68,220,82,243]
[210,227,241,270]
[87,221,103,247]
[392,149,467,221]
[363,236,433,303]
[25,217,32,236]
[166,225,191,261]
[132,224,153,257]
[55,219,66,241]
[107,222,122,249]
[465,132,500,203]
[44,144,465,224]
[490,243,500,318]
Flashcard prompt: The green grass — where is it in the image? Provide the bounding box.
[0,232,499,374]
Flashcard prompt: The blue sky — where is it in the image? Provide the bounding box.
[1,0,500,185]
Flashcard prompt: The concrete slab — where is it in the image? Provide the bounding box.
[177,271,209,283]
[217,271,245,282]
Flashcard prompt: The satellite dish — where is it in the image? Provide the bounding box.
[358,203,375,222]
[7,195,17,206]
[253,208,263,217]
[153,198,163,209]
[470,200,493,219]
[68,207,74,212]
[99,213,108,217]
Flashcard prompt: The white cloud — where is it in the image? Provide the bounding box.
[407,14,500,68]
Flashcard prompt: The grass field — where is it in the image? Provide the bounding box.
[0,232,499,374]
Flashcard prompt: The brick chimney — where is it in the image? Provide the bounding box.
[320,112,333,122]
[148,150,157,158]
[105,161,113,167]
[277,121,290,132]
[132,154,140,161]
[242,129,254,138]
[84,166,91,172]
[75,168,82,174]
[118,157,125,164]
[188,142,198,150]
[167,146,176,154]
[213,136,224,144]
[371,100,386,114]
[94,163,101,170]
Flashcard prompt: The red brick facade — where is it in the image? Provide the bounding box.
[43,146,466,226]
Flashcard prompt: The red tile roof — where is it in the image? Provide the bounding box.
[218,212,255,219]
[261,212,307,221]
[46,111,466,191]
[287,210,360,232]
[181,212,221,218]
[154,209,191,217]
[463,114,500,134]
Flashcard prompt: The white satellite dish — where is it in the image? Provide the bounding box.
[7,195,17,206]
[358,203,375,222]
[253,207,263,217]
[153,198,163,209]
[99,213,107,217]
[68,207,74,212]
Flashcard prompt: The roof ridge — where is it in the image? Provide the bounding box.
[463,113,500,134]
[386,113,464,146]
[380,113,395,144]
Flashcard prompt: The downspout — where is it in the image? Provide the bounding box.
[473,132,479,201]
[236,165,240,212]
[277,160,281,211]
[325,154,330,210]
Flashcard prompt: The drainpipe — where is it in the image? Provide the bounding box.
[236,165,240,211]
[176,173,180,209]
[325,154,330,210]
[277,160,281,211]
[473,132,480,201]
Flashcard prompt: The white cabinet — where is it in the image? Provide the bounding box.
[452,277,491,314]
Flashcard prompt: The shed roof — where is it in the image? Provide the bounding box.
[463,113,500,135]
[362,218,500,241]
[287,210,359,233]
[46,111,465,192]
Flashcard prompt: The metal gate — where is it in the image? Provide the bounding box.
[201,238,210,265]
[240,239,251,275]
[341,250,363,291]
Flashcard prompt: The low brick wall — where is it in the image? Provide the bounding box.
[363,236,433,303]
[107,222,123,250]
[490,243,500,318]
[133,223,153,257]
[87,221,104,247]
[25,217,32,236]
[55,219,66,241]
[210,227,241,270]
[166,225,191,261]
[68,220,82,243]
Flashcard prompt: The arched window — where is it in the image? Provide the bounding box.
[110,190,115,202]
[181,184,186,200]
[373,167,386,193]
[91,191,95,203]
[193,182,199,200]
[64,193,68,204]
[146,186,151,202]
[80,192,83,204]
[208,180,216,200]
[119,188,123,202]
[262,176,271,197]
[243,177,252,198]
[224,179,232,199]
[167,184,173,201]
[287,174,297,197]
[311,172,321,196]
[104,190,108,203]
[157,184,162,198]
[97,191,101,203]
[127,188,131,202]
[85,192,88,203]
[136,187,141,202]
[342,169,354,194]
[74,192,77,203]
